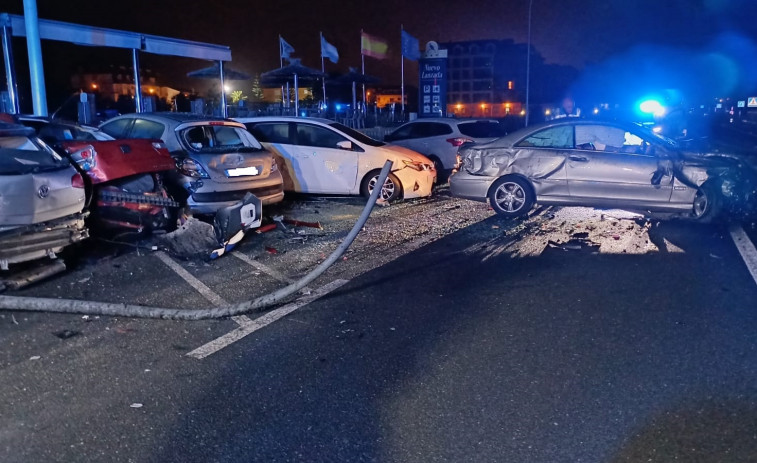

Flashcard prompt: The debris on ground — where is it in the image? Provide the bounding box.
[155,218,218,258]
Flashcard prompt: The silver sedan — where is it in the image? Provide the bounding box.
[450,119,757,221]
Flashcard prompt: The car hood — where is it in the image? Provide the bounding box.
[376,144,433,164]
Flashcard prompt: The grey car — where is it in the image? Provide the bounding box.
[450,119,757,221]
[0,122,88,269]
[100,113,284,214]
[384,118,505,181]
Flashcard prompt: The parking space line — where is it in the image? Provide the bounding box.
[232,252,295,283]
[154,251,251,326]
[186,278,349,359]
[730,225,757,287]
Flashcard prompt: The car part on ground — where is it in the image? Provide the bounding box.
[237,116,435,201]
[99,112,285,213]
[450,119,757,221]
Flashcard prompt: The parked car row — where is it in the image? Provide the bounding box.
[0,112,441,280]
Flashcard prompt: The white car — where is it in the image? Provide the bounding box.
[383,118,506,182]
[236,117,436,201]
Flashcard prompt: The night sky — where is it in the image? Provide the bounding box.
[4,0,757,107]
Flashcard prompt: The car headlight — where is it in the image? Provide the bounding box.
[177,158,210,178]
[270,158,279,173]
[402,160,433,171]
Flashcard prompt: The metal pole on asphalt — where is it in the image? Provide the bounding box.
[320,31,327,108]
[0,161,393,320]
[23,0,47,116]
[400,24,405,114]
[132,49,143,113]
[219,60,227,118]
[1,21,20,114]
[524,0,533,127]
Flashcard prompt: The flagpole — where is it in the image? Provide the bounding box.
[361,30,366,114]
[401,25,405,115]
[321,32,327,110]
[279,35,285,108]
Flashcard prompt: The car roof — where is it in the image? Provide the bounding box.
[235,116,335,125]
[109,112,232,124]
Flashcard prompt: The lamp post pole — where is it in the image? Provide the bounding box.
[525,0,533,127]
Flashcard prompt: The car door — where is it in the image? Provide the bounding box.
[291,123,359,194]
[567,124,673,203]
[245,121,302,191]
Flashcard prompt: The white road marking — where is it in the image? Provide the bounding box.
[154,251,251,326]
[729,225,757,287]
[186,279,349,359]
[232,252,294,283]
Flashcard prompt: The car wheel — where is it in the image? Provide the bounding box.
[428,155,449,184]
[488,176,534,217]
[691,182,722,223]
[361,170,402,202]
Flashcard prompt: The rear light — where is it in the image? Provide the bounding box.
[177,158,210,178]
[446,137,474,147]
[68,145,97,171]
[208,121,225,126]
[152,141,167,150]
[71,172,85,188]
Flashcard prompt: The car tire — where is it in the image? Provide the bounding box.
[488,175,534,218]
[361,170,402,202]
[428,155,449,184]
[691,182,722,223]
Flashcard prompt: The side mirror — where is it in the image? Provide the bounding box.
[336,140,353,150]
[650,168,666,185]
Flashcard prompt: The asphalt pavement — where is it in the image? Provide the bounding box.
[1,207,756,462]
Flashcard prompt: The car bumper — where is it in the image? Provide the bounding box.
[188,184,284,214]
[395,167,436,199]
[449,170,497,203]
[0,213,89,267]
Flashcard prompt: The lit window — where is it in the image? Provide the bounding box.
[508,81,514,90]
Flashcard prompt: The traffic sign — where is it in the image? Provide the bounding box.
[748,97,757,107]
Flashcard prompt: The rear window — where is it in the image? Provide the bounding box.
[411,122,453,138]
[458,121,507,138]
[179,125,262,153]
[0,136,69,175]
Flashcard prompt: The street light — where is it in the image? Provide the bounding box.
[525,0,533,127]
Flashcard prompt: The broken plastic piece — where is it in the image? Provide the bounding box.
[255,224,278,234]
[265,246,278,254]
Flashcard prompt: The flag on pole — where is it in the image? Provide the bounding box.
[361,31,389,59]
[401,30,421,61]
[321,35,339,63]
[280,36,295,60]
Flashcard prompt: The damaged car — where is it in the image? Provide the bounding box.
[238,116,436,202]
[450,119,757,221]
[99,113,284,213]
[0,122,88,274]
[18,116,180,233]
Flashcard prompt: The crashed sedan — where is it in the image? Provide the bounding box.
[0,122,88,272]
[450,119,757,221]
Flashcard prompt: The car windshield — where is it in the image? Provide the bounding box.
[0,135,70,175]
[328,123,385,147]
[180,125,263,153]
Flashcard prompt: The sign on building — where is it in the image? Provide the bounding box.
[748,97,757,108]
[418,42,448,118]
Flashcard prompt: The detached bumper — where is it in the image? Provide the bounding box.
[396,167,436,199]
[0,213,89,268]
[449,170,497,203]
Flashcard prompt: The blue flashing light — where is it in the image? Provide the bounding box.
[300,111,306,117]
[639,99,665,116]
[335,104,342,111]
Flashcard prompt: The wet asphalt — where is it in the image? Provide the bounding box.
[1,212,756,462]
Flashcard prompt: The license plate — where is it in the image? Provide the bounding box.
[226,166,260,177]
